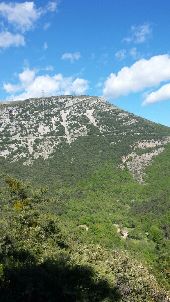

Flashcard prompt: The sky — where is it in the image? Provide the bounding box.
[0,0,170,126]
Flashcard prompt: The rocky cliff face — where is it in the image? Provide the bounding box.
[0,95,170,182]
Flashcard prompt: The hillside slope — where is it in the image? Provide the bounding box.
[0,96,170,185]
[0,175,170,301]
[0,96,170,298]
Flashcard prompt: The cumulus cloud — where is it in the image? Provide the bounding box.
[0,1,58,32]
[61,52,81,63]
[103,54,170,99]
[124,23,152,44]
[3,83,20,94]
[143,83,170,105]
[0,1,58,49]
[0,2,41,32]
[3,68,89,101]
[4,68,35,93]
[71,79,89,95]
[19,68,36,85]
[0,31,25,48]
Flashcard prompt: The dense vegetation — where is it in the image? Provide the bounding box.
[0,96,170,300]
[0,174,169,301]
[1,96,170,188]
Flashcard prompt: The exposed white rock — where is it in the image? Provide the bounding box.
[120,136,170,182]
[60,109,72,144]
[38,123,50,135]
[118,112,129,118]
[122,147,165,183]
[0,95,169,176]
[0,149,10,158]
[85,109,97,127]
[51,116,58,131]
[135,137,170,149]
[123,118,138,126]
[26,136,35,155]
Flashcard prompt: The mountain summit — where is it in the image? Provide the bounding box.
[0,96,170,183]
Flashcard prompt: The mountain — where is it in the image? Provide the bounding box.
[0,96,170,301]
[0,95,170,185]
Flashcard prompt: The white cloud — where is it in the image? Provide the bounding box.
[19,68,36,85]
[124,23,152,44]
[71,78,89,95]
[115,49,126,60]
[3,83,20,93]
[0,31,25,48]
[4,68,89,100]
[3,68,35,93]
[0,2,58,50]
[61,52,81,63]
[103,54,170,99]
[0,2,42,32]
[143,83,170,105]
[115,48,140,61]
[47,1,58,12]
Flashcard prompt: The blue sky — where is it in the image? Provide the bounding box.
[0,0,170,126]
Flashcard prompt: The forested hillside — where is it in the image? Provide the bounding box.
[0,96,170,301]
[0,175,169,301]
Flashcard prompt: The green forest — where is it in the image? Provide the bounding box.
[0,96,170,301]
[0,143,169,301]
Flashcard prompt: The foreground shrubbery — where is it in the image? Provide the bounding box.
[0,177,169,301]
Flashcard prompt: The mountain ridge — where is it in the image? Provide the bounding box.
[0,95,170,183]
